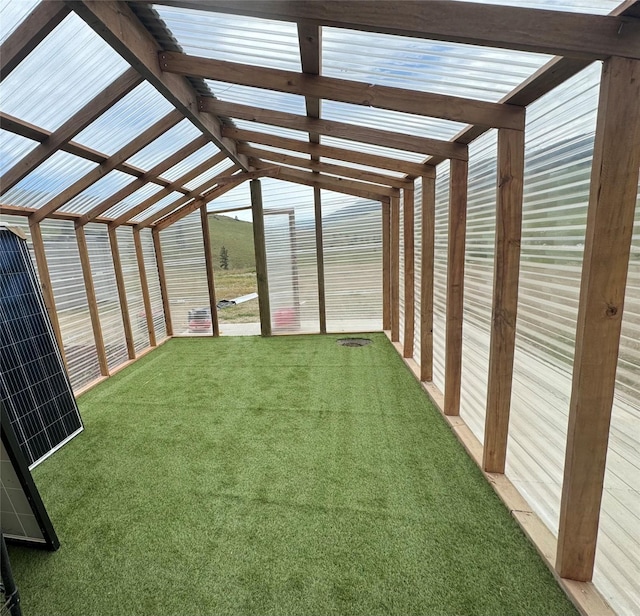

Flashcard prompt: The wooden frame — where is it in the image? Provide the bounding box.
[250,179,272,336]
[313,187,327,334]
[133,228,157,346]
[152,227,173,337]
[200,205,220,337]
[108,227,136,360]
[402,186,415,358]
[420,175,436,382]
[390,193,400,342]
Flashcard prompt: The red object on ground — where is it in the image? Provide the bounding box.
[274,307,296,328]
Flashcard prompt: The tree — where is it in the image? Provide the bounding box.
[219,245,229,270]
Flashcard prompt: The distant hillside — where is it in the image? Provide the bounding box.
[208,214,255,272]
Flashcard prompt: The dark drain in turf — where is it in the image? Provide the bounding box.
[337,338,372,347]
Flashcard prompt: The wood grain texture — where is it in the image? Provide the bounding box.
[200,205,219,337]
[420,176,436,382]
[152,228,173,337]
[403,187,415,358]
[250,180,271,336]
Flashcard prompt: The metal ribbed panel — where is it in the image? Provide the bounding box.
[0,0,40,43]
[321,191,382,332]
[0,13,128,132]
[1,151,97,210]
[115,227,149,353]
[73,82,174,156]
[160,212,210,335]
[204,81,306,115]
[101,183,165,219]
[85,224,128,371]
[139,228,167,341]
[40,219,101,391]
[154,5,302,71]
[161,143,221,182]
[0,130,37,175]
[60,170,133,216]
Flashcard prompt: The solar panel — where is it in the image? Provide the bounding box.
[0,225,83,468]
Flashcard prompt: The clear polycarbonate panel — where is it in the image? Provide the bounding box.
[413,180,422,362]
[60,170,133,216]
[126,119,204,170]
[0,0,40,43]
[0,13,129,132]
[263,181,319,334]
[505,65,601,537]
[321,136,426,163]
[322,28,551,103]
[0,130,37,176]
[296,154,406,180]
[204,82,306,115]
[233,119,308,141]
[73,82,175,156]
[458,130,498,444]
[1,151,97,210]
[115,227,149,353]
[322,191,383,332]
[129,191,187,224]
[398,192,405,350]
[160,212,210,335]
[40,219,101,391]
[161,143,221,182]
[459,0,620,12]
[154,5,302,71]
[322,100,466,142]
[432,160,450,393]
[85,224,128,371]
[184,160,237,191]
[0,215,35,269]
[206,181,252,215]
[101,183,165,220]
[139,229,167,341]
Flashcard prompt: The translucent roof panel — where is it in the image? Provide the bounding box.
[323,28,551,103]
[73,82,175,155]
[130,191,189,223]
[60,170,134,216]
[0,13,129,132]
[184,161,238,191]
[321,136,426,163]
[126,119,205,170]
[204,81,306,115]
[1,150,97,210]
[321,157,406,179]
[233,119,308,141]
[101,183,166,219]
[154,5,302,70]
[206,181,251,214]
[322,100,466,142]
[0,130,38,176]
[161,143,221,182]
[458,0,620,13]
[0,0,41,43]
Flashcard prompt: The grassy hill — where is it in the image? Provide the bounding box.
[208,214,255,272]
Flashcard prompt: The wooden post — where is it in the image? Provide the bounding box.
[444,158,468,416]
[403,185,415,358]
[420,176,436,382]
[390,193,400,342]
[75,225,109,376]
[200,205,219,337]
[152,227,173,337]
[28,220,68,369]
[556,56,640,582]
[108,226,136,360]
[313,186,327,334]
[251,179,271,336]
[482,128,525,473]
[382,198,391,331]
[133,229,156,346]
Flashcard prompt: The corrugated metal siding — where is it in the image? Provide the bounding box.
[139,228,167,341]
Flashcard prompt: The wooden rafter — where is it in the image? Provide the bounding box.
[0,203,135,226]
[146,0,640,60]
[68,0,250,170]
[161,52,524,130]
[200,98,467,159]
[297,23,322,154]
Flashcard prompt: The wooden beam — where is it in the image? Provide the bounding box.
[152,227,173,337]
[1,69,142,193]
[382,200,391,331]
[215,167,281,184]
[28,220,67,369]
[556,56,640,582]
[0,2,70,81]
[75,225,109,376]
[297,22,321,151]
[77,135,208,226]
[224,127,435,177]
[0,203,135,226]
[313,187,327,334]
[482,128,525,473]
[200,98,468,159]
[133,229,156,346]
[108,227,136,359]
[162,51,524,130]
[420,175,436,382]
[403,186,415,358]
[69,0,249,170]
[200,205,219,337]
[444,159,468,416]
[390,193,400,342]
[250,180,271,336]
[31,111,183,223]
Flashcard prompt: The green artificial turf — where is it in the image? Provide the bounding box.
[9,334,577,616]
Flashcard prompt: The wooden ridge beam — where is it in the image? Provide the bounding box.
[31,110,183,224]
[1,68,142,194]
[239,145,411,188]
[200,98,467,159]
[223,127,435,177]
[161,51,524,130]
[68,0,249,170]
[0,2,70,81]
